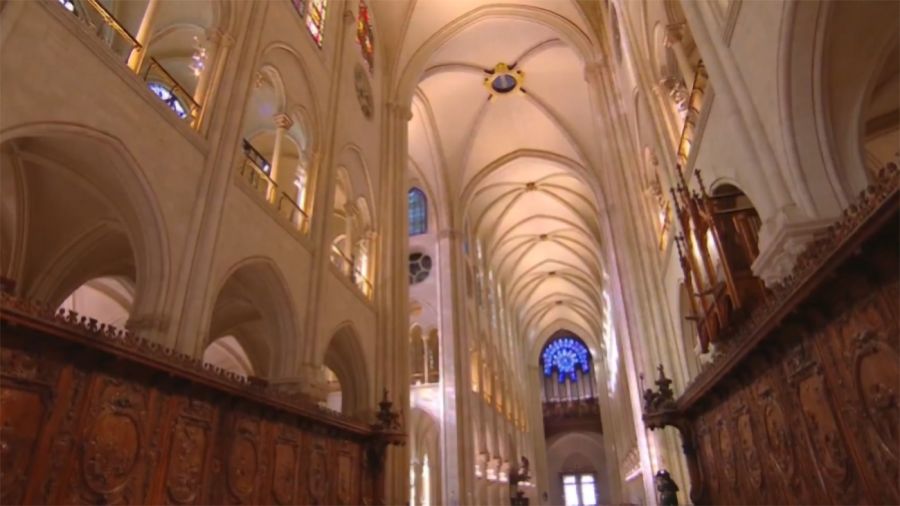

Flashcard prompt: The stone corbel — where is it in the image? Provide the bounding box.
[752,212,833,287]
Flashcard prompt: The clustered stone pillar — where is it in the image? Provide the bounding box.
[127,0,161,72]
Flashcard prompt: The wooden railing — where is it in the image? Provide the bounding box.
[0,287,404,505]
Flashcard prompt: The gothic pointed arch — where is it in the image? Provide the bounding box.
[322,321,370,417]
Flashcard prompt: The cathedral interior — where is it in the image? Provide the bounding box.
[0,0,898,504]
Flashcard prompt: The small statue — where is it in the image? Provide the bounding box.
[519,456,530,481]
[655,469,679,506]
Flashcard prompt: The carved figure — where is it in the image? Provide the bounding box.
[654,469,679,506]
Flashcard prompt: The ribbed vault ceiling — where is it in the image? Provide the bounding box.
[406,11,606,351]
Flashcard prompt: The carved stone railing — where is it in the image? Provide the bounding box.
[642,164,899,505]
[0,291,405,505]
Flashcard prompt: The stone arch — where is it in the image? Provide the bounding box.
[0,123,170,334]
[336,143,377,227]
[779,0,899,217]
[546,432,611,506]
[258,42,323,136]
[409,407,442,505]
[321,322,370,417]
[205,257,299,378]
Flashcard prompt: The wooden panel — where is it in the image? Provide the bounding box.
[644,171,899,505]
[0,297,400,505]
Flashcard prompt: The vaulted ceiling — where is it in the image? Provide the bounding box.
[401,2,609,354]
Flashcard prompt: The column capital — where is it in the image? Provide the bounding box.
[274,113,294,129]
[664,23,685,47]
[385,101,413,121]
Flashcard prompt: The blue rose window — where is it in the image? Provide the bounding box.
[542,337,590,383]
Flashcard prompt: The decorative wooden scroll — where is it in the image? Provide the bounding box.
[0,293,404,505]
[645,165,899,505]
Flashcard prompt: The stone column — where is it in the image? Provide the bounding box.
[195,29,234,132]
[421,331,430,381]
[375,101,413,505]
[127,0,161,72]
[664,24,696,87]
[584,59,670,505]
[269,113,293,202]
[435,227,476,504]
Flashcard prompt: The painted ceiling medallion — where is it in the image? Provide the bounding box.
[484,62,525,99]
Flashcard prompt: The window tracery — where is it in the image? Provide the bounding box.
[540,333,597,404]
[542,337,591,382]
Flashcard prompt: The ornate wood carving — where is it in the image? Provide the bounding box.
[643,166,899,504]
[0,291,405,505]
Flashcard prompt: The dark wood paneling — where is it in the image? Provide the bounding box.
[644,168,899,505]
[0,298,399,505]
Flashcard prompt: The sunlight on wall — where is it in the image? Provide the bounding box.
[422,455,431,506]
[602,291,619,395]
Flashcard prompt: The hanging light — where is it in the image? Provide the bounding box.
[189,36,208,77]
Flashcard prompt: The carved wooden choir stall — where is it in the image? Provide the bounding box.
[0,289,404,505]
[644,164,900,505]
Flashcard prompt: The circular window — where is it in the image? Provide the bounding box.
[491,73,517,93]
[409,252,433,285]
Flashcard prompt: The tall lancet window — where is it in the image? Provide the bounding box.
[306,0,328,47]
[356,0,374,71]
[408,188,427,236]
[540,334,596,403]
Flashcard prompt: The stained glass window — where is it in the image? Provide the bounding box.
[357,0,374,72]
[408,188,427,236]
[290,0,307,17]
[147,82,188,119]
[306,0,328,47]
[542,336,591,382]
[58,0,76,13]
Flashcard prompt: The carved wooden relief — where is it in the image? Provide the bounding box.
[225,416,261,504]
[647,176,899,506]
[0,383,47,504]
[0,298,398,506]
[65,374,155,505]
[735,404,762,491]
[164,398,216,505]
[336,440,358,505]
[307,437,329,504]
[270,426,301,506]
